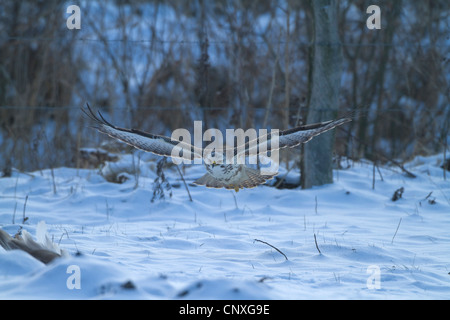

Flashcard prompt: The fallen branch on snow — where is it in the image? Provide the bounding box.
[254,238,288,261]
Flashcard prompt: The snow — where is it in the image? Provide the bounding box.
[0,153,449,299]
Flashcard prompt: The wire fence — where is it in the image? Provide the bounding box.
[0,105,420,113]
[5,35,449,48]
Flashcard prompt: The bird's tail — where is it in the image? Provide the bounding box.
[193,173,229,189]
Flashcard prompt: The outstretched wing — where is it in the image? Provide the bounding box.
[236,114,353,157]
[82,103,202,161]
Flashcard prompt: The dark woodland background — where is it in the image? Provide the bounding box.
[0,0,448,183]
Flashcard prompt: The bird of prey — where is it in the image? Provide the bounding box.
[82,103,352,191]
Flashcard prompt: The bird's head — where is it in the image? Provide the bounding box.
[204,149,225,166]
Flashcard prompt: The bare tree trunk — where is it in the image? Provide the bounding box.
[301,0,342,189]
[282,5,291,167]
[196,0,210,128]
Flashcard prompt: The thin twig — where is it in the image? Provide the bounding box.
[443,138,447,181]
[274,165,294,188]
[175,165,192,202]
[50,167,57,195]
[314,233,322,254]
[372,161,376,189]
[12,202,17,224]
[376,164,384,181]
[22,195,29,223]
[391,218,402,244]
[254,239,288,261]
[372,160,384,190]
[231,191,238,209]
[423,191,433,200]
[315,196,318,214]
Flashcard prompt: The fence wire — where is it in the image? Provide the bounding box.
[5,35,449,48]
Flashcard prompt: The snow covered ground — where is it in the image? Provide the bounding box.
[0,152,449,299]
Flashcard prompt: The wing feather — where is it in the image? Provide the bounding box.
[82,103,202,161]
[236,114,353,157]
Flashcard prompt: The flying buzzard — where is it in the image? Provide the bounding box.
[82,104,352,191]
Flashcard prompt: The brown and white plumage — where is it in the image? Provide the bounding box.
[82,104,203,162]
[0,222,65,264]
[82,103,352,191]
